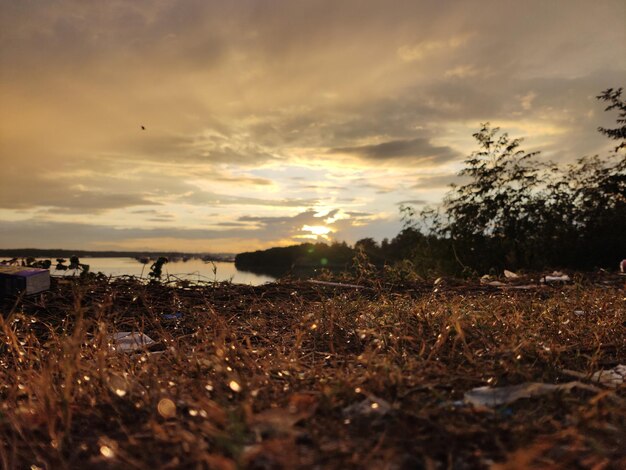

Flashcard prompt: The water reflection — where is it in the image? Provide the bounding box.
[47,258,275,285]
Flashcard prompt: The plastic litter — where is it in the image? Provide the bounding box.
[107,373,129,397]
[110,332,155,352]
[464,381,600,407]
[504,270,519,279]
[541,271,571,283]
[590,364,625,388]
[343,396,392,420]
[161,311,183,320]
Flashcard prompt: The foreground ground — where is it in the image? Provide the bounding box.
[0,272,624,469]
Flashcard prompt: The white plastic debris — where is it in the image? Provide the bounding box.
[504,270,519,279]
[110,332,155,352]
[590,365,626,388]
[542,271,571,283]
[464,381,600,407]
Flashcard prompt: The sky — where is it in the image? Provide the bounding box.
[1,0,624,253]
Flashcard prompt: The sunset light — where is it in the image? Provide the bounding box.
[302,225,333,237]
[0,0,623,255]
[1,2,624,467]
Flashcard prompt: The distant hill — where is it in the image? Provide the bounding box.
[0,249,235,262]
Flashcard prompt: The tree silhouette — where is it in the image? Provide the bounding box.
[596,88,626,151]
[440,123,550,270]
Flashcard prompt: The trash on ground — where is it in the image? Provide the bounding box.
[161,311,183,320]
[343,395,392,420]
[464,381,601,407]
[110,332,156,352]
[590,364,625,388]
[157,398,177,419]
[0,265,50,296]
[541,271,571,283]
[107,373,130,397]
[504,270,519,279]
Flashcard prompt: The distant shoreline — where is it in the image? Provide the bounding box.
[0,248,235,262]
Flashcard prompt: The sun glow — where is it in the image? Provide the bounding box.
[302,225,332,236]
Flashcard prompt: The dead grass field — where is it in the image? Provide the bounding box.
[0,273,624,469]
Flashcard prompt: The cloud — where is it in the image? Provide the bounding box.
[444,64,485,79]
[178,191,318,208]
[1,0,624,251]
[236,208,388,244]
[0,207,395,251]
[397,34,473,62]
[411,174,470,189]
[0,178,159,213]
[328,138,459,163]
[396,199,427,206]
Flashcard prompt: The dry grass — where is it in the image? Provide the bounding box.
[0,273,624,469]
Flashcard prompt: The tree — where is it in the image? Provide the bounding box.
[596,88,626,151]
[396,88,626,275]
[441,123,550,270]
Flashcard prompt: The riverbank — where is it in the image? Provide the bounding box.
[0,249,234,262]
[1,274,624,468]
[1,257,274,286]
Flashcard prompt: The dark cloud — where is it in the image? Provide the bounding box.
[238,210,319,225]
[0,219,248,247]
[396,199,427,206]
[114,131,281,166]
[146,215,175,222]
[179,191,318,208]
[302,184,345,191]
[0,207,381,250]
[213,175,273,186]
[131,209,162,215]
[411,174,470,189]
[345,211,372,217]
[328,138,459,163]
[236,208,384,244]
[0,181,159,213]
[237,210,332,235]
[215,221,254,227]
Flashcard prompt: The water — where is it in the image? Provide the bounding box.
[46,257,275,285]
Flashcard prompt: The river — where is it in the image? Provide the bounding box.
[45,257,275,285]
